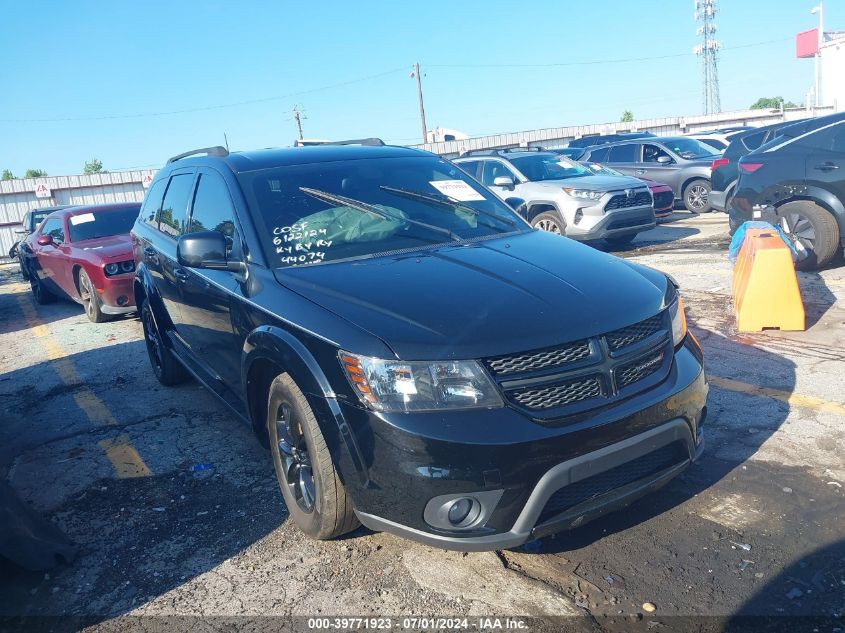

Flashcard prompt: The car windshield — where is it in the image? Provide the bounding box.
[30,210,51,230]
[580,162,624,177]
[238,155,526,268]
[661,138,720,159]
[509,154,592,181]
[67,207,139,242]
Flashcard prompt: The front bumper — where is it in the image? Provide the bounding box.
[324,340,707,551]
[565,205,656,241]
[100,275,136,313]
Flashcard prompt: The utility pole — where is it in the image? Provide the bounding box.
[291,105,306,140]
[811,2,825,107]
[411,63,428,144]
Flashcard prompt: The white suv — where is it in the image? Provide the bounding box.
[455,149,655,246]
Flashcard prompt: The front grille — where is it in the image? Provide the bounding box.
[653,191,674,210]
[605,190,651,210]
[486,340,591,375]
[536,441,688,524]
[511,376,603,410]
[617,349,665,388]
[606,314,665,351]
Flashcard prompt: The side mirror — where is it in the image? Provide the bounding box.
[656,155,672,164]
[492,176,515,190]
[37,235,53,246]
[504,197,527,215]
[177,231,243,272]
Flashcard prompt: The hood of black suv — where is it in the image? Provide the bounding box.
[274,231,669,360]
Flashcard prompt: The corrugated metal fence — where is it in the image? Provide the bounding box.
[0,170,155,259]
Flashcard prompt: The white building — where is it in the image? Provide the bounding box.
[820,31,845,111]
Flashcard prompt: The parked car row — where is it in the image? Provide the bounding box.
[15,140,708,552]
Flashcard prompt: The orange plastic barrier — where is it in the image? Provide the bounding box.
[732,229,805,332]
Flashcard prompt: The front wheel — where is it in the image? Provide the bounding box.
[78,270,110,323]
[531,211,566,235]
[775,201,840,271]
[268,374,358,540]
[684,179,712,213]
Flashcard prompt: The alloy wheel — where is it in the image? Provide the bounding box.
[535,218,561,234]
[686,185,709,211]
[79,274,95,320]
[778,212,816,263]
[275,402,316,513]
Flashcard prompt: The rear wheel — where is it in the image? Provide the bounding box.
[775,201,840,271]
[605,233,637,248]
[531,212,565,235]
[683,179,712,213]
[78,270,110,323]
[268,374,358,540]
[140,298,188,385]
[29,269,56,304]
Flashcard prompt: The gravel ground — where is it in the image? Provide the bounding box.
[1,212,843,632]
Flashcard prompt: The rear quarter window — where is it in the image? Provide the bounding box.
[140,179,166,229]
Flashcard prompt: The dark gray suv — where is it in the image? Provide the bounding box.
[582,137,721,213]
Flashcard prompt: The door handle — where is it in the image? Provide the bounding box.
[814,163,839,171]
[174,268,190,282]
[635,169,646,175]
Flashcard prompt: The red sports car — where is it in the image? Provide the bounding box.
[580,161,675,218]
[23,203,141,322]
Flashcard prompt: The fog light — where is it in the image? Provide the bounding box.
[117,295,128,306]
[574,209,584,225]
[447,497,475,526]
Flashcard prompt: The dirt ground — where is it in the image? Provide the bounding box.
[1,212,843,632]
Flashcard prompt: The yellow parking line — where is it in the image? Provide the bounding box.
[13,288,151,478]
[709,375,845,417]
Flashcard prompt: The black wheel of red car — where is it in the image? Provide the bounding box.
[267,373,358,540]
[77,269,110,323]
[683,179,712,213]
[531,212,565,235]
[140,298,188,386]
[29,269,55,305]
[775,201,840,271]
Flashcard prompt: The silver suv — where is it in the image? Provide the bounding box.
[454,149,655,245]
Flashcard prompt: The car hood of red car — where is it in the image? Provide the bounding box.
[73,234,133,261]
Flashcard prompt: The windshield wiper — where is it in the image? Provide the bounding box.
[379,185,516,230]
[299,187,462,242]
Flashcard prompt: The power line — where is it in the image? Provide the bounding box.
[0,67,408,123]
[426,36,791,69]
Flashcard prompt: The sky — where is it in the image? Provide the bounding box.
[1,0,841,176]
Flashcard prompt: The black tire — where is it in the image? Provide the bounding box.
[29,269,56,304]
[531,211,566,235]
[683,179,712,213]
[140,298,188,386]
[605,233,637,248]
[268,374,358,540]
[78,269,110,323]
[775,201,840,271]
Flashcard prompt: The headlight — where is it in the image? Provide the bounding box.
[668,296,688,346]
[339,352,504,412]
[563,188,604,200]
[104,260,134,276]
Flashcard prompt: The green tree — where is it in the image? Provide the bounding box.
[24,169,47,178]
[620,110,634,122]
[83,158,105,174]
[1,169,13,181]
[750,96,799,110]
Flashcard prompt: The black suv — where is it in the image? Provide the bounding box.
[729,112,845,270]
[710,120,808,213]
[132,142,707,550]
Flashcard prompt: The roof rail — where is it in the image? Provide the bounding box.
[459,146,548,157]
[166,146,229,164]
[500,146,545,153]
[295,138,385,147]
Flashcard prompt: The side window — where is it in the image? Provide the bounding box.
[741,130,766,151]
[456,160,480,179]
[158,173,195,237]
[588,147,609,162]
[642,144,672,163]
[607,144,636,163]
[188,172,241,257]
[41,218,65,244]
[140,178,166,228]
[481,161,518,186]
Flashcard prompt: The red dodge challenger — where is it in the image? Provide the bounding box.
[22,202,141,322]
